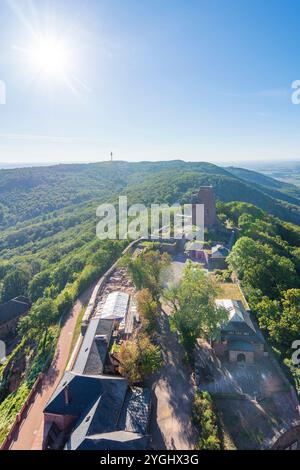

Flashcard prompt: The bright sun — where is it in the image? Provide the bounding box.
[28,35,72,78]
[14,25,84,94]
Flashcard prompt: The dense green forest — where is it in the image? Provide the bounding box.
[0,159,300,443]
[2,160,300,306]
[221,201,300,391]
[1,160,300,230]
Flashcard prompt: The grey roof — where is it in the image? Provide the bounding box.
[0,296,30,326]
[44,371,127,417]
[73,318,114,375]
[118,387,151,435]
[211,244,229,258]
[225,333,264,344]
[45,371,151,451]
[74,432,150,450]
[216,299,258,338]
[222,321,257,336]
[65,385,151,450]
[229,340,255,352]
[66,378,128,450]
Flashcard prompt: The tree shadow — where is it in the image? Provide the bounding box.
[148,306,197,449]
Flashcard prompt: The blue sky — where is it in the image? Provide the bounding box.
[0,0,300,164]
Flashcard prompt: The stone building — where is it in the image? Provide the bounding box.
[0,296,31,339]
[213,299,265,363]
[209,244,229,270]
[192,186,217,229]
[195,296,300,450]
[43,372,151,450]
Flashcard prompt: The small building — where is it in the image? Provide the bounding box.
[43,372,151,450]
[213,299,265,363]
[0,296,31,339]
[74,292,133,377]
[185,240,209,264]
[194,338,300,450]
[73,317,115,376]
[209,244,229,270]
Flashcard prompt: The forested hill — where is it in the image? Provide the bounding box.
[226,166,300,205]
[1,159,300,439]
[0,160,300,229]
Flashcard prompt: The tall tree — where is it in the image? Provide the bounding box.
[117,335,162,384]
[164,263,227,356]
[19,297,58,352]
[126,249,171,299]
[227,237,298,299]
[257,289,300,353]
[1,267,31,302]
[136,288,159,335]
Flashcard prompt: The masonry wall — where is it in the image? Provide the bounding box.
[229,350,254,364]
[0,317,19,339]
[44,413,76,432]
[254,343,265,358]
[271,424,300,450]
[192,186,217,228]
[213,342,228,358]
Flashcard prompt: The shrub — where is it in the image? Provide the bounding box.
[192,391,221,450]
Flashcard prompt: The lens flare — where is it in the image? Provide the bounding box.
[28,35,72,78]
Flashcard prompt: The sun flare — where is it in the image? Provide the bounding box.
[27,34,72,78]
[11,3,84,94]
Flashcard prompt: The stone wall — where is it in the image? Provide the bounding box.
[44,413,76,432]
[192,186,217,228]
[0,317,19,339]
[269,423,300,450]
[229,350,254,364]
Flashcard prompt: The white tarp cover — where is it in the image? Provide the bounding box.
[100,291,129,320]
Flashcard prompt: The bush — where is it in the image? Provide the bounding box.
[136,288,159,335]
[192,391,221,450]
[117,335,163,384]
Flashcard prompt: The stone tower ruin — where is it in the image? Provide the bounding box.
[192,186,217,229]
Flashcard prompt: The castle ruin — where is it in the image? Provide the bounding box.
[192,186,217,229]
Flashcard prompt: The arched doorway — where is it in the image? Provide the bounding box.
[237,353,246,363]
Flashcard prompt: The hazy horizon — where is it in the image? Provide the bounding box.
[1,157,300,172]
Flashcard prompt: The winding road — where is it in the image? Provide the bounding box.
[10,283,96,450]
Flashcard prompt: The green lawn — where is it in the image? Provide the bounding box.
[216,283,249,309]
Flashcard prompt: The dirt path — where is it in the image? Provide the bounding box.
[10,283,96,450]
[149,309,197,450]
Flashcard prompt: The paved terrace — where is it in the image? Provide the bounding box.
[196,341,300,449]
